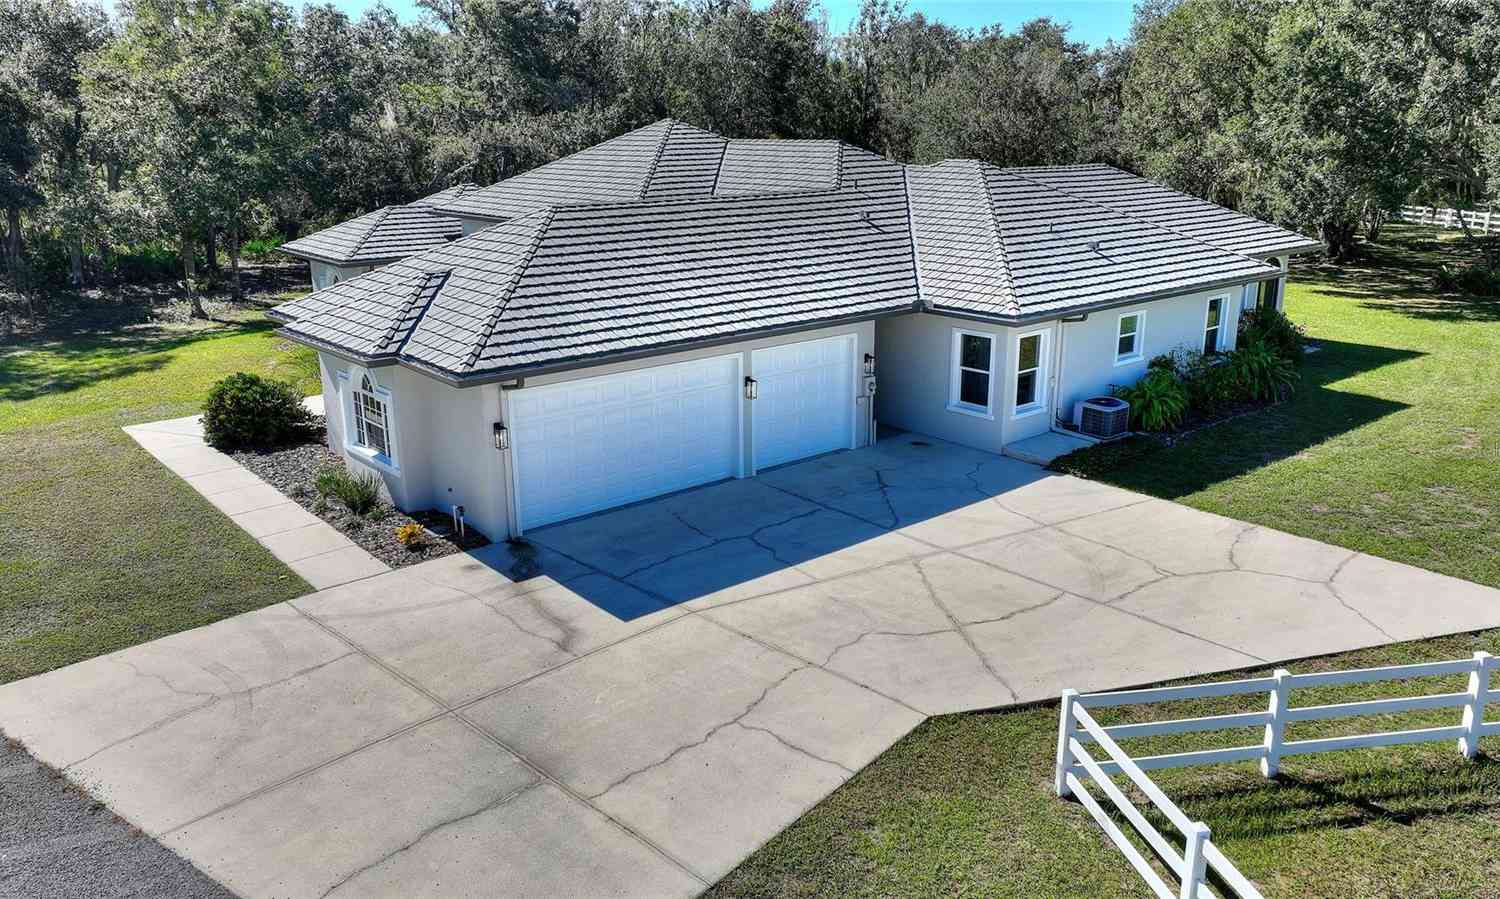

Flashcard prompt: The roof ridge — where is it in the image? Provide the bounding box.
[349,206,394,259]
[1003,166,1279,269]
[973,162,1020,316]
[639,119,675,200]
[462,208,556,372]
[380,269,450,355]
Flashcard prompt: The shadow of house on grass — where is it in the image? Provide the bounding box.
[0,319,290,406]
[1093,338,1419,502]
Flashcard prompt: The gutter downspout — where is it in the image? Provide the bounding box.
[1049,317,1078,436]
[497,379,524,538]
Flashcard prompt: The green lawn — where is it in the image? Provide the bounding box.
[1060,223,1500,590]
[710,225,1500,897]
[0,302,319,684]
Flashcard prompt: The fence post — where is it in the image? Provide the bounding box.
[1260,668,1290,778]
[1179,822,1211,899]
[1055,689,1079,797]
[1460,651,1492,759]
[1486,209,1494,235]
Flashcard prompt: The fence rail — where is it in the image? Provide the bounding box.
[1399,204,1495,234]
[1056,652,1496,899]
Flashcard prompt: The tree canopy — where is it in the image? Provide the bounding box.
[2,0,1496,298]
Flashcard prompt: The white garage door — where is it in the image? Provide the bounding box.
[752,334,856,470]
[509,354,741,530]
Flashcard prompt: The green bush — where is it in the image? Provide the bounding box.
[1114,367,1189,432]
[1238,307,1306,365]
[1226,338,1298,402]
[313,464,382,516]
[202,372,315,450]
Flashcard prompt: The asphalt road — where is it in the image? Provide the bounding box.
[0,736,233,899]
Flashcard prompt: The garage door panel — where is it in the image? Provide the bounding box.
[512,354,741,530]
[752,334,855,471]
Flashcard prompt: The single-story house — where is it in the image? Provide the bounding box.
[270,119,1319,541]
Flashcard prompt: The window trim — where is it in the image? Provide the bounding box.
[947,327,997,420]
[337,367,400,474]
[1012,328,1049,419]
[1114,310,1145,366]
[1203,294,1229,354]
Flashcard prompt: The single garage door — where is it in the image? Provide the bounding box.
[752,334,856,470]
[509,354,741,530]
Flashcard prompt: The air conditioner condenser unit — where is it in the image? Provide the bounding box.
[1073,396,1130,438]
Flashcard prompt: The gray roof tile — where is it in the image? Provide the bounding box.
[1009,164,1321,258]
[276,123,1318,384]
[279,184,477,266]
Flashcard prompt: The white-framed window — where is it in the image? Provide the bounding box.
[337,368,398,471]
[1203,296,1227,354]
[947,328,996,418]
[1115,311,1144,365]
[1013,329,1047,417]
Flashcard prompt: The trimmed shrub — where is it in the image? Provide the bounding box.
[395,522,428,548]
[1226,338,1298,402]
[1238,307,1306,365]
[1114,367,1188,432]
[202,372,315,450]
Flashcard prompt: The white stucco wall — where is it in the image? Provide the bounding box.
[309,261,373,291]
[1052,284,1246,423]
[316,321,876,538]
[876,283,1261,452]
[318,353,509,541]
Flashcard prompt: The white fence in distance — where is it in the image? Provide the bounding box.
[1399,204,1495,234]
[1056,651,1497,899]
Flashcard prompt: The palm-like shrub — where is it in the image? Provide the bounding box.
[202,372,315,450]
[1115,367,1189,432]
[1238,307,1306,365]
[1227,338,1298,401]
[313,464,382,516]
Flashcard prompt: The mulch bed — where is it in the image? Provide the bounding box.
[231,422,489,568]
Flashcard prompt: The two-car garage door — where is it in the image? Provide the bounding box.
[509,334,855,531]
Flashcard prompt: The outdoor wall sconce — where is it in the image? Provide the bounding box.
[493,423,509,450]
[864,353,876,376]
[744,377,758,400]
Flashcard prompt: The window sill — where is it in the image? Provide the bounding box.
[1113,354,1144,368]
[946,403,995,421]
[1012,404,1045,420]
[346,444,401,476]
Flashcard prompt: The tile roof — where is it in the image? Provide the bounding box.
[1010,164,1322,258]
[274,120,1319,383]
[278,184,478,266]
[273,147,917,380]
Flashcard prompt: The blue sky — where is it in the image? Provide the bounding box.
[322,0,1136,49]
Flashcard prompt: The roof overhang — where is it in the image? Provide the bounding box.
[276,245,403,268]
[926,268,1283,328]
[278,303,915,390]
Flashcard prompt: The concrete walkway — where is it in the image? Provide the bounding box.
[4,432,1500,897]
[122,399,388,590]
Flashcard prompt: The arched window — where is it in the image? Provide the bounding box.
[351,373,392,460]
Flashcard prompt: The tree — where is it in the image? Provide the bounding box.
[85,0,311,309]
[1241,1,1424,260]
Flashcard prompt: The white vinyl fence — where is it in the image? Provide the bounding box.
[1399,204,1496,234]
[1056,652,1496,899]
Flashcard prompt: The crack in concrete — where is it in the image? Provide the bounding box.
[960,590,1068,626]
[604,507,823,582]
[70,653,361,771]
[587,663,811,800]
[1226,523,1257,571]
[819,627,954,668]
[736,723,855,775]
[913,558,1018,702]
[319,778,545,898]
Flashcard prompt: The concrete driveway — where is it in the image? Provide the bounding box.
[4,432,1500,897]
